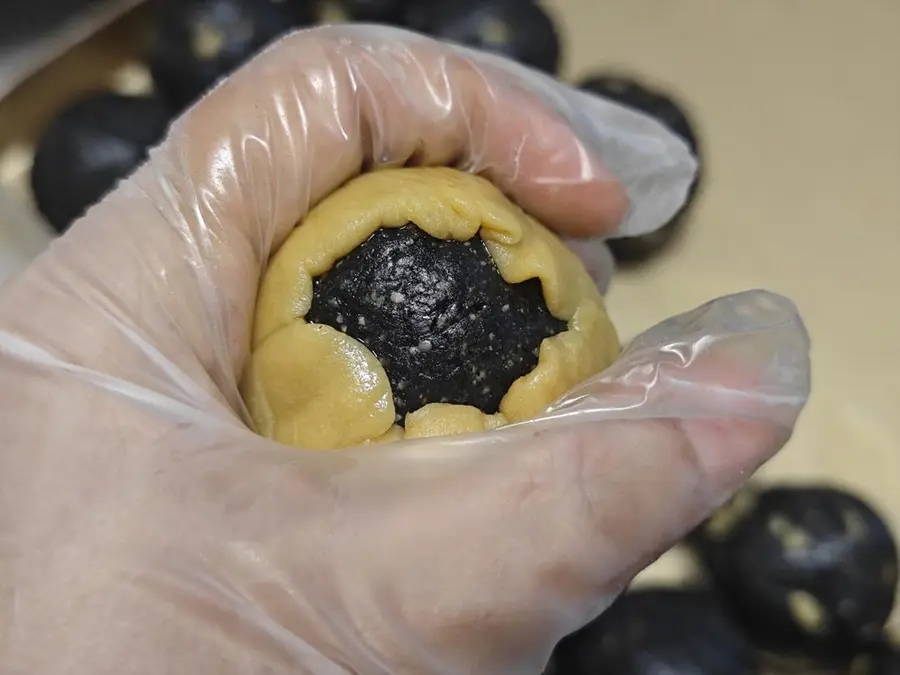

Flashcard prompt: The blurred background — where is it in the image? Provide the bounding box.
[1,1,898,673]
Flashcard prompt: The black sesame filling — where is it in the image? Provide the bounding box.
[305,223,567,424]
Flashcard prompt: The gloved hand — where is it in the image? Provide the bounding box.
[0,26,811,675]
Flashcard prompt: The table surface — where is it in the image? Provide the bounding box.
[2,0,900,636]
[548,0,900,626]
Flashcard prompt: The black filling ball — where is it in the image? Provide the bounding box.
[147,0,310,111]
[549,588,758,675]
[578,72,702,264]
[30,91,172,234]
[689,484,899,665]
[323,0,410,23]
[305,223,567,424]
[403,0,562,75]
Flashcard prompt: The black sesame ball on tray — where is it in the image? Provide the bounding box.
[549,587,759,675]
[313,0,411,23]
[147,0,312,112]
[403,0,562,75]
[30,91,172,234]
[689,484,899,666]
[577,72,702,265]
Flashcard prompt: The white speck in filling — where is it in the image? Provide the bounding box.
[418,339,433,352]
[477,369,486,381]
[358,316,366,326]
[409,346,419,355]
[488,332,495,341]
[469,313,477,320]
[482,386,491,395]
[390,291,405,303]
[397,381,406,391]
[501,304,510,313]
[328,298,338,307]
[336,313,344,324]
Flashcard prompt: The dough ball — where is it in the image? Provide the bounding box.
[242,167,620,450]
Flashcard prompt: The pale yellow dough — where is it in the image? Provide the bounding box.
[241,167,621,451]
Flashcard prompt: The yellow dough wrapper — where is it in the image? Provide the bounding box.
[241,167,621,450]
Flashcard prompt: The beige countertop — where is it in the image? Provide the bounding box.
[550,0,900,628]
[552,0,900,517]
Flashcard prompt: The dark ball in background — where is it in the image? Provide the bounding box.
[30,91,172,234]
[549,587,759,675]
[689,484,899,666]
[147,0,311,112]
[403,0,562,75]
[580,73,699,153]
[329,0,411,23]
[578,72,702,265]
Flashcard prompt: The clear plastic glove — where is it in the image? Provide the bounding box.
[0,26,811,675]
